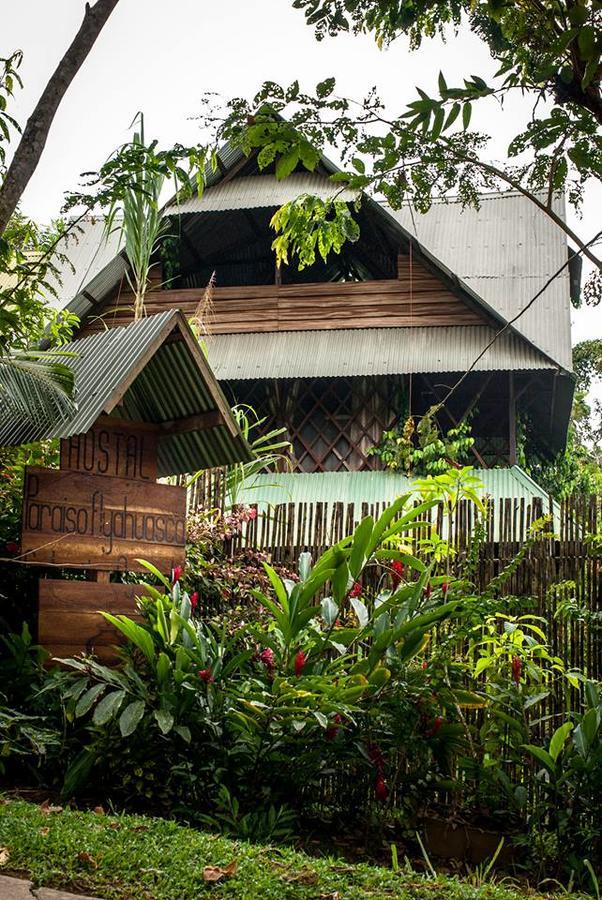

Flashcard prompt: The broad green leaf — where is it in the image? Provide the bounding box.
[578,25,596,59]
[523,690,550,710]
[154,708,174,735]
[156,652,171,685]
[462,102,472,130]
[581,708,600,745]
[321,596,339,627]
[298,551,312,582]
[263,563,289,609]
[549,721,573,762]
[275,148,300,180]
[75,683,106,718]
[367,494,412,554]
[134,560,171,589]
[119,699,146,737]
[63,676,89,701]
[474,657,492,676]
[350,597,369,627]
[101,614,155,664]
[92,689,126,726]
[174,724,191,743]
[523,743,555,774]
[453,689,487,709]
[349,516,373,577]
[332,562,350,603]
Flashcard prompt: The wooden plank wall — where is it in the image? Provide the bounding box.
[79,269,482,337]
[39,581,145,663]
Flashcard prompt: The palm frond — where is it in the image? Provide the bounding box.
[0,351,76,430]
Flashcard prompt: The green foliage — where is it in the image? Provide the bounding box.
[574,340,602,391]
[522,681,602,877]
[0,705,60,775]
[188,404,292,508]
[369,412,475,475]
[0,440,58,549]
[519,410,602,499]
[0,52,23,171]
[1,52,80,426]
[1,468,601,885]
[208,0,602,293]
[0,212,80,427]
[271,195,360,269]
[105,116,171,319]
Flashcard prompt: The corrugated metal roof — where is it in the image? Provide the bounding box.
[48,143,571,378]
[206,325,555,380]
[0,310,251,475]
[164,173,358,214]
[45,217,124,313]
[237,467,559,540]
[389,193,572,371]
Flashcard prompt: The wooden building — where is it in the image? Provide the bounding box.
[51,145,575,495]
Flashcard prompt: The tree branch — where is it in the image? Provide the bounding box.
[0,0,120,237]
[443,144,602,272]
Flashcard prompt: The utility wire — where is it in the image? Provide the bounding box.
[433,228,602,414]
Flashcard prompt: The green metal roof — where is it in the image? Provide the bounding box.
[0,310,252,476]
[237,467,559,540]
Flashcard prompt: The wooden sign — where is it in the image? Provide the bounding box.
[22,466,186,572]
[39,580,147,663]
[60,417,157,481]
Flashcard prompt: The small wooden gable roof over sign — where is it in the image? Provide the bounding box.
[0,310,252,475]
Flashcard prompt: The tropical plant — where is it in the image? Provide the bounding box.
[53,493,470,815]
[0,211,79,429]
[522,679,602,882]
[104,116,170,320]
[470,613,577,771]
[369,412,475,475]
[188,404,292,508]
[57,562,254,803]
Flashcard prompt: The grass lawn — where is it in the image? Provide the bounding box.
[0,796,589,900]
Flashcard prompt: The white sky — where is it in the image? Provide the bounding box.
[3,0,601,372]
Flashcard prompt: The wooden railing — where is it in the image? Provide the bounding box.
[81,269,481,335]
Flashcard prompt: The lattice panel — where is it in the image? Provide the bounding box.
[228,377,404,473]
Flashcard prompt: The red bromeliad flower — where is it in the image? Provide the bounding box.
[349,581,362,598]
[260,647,275,673]
[391,560,404,588]
[368,743,385,771]
[426,716,443,738]
[197,668,214,683]
[441,582,449,595]
[190,592,199,611]
[172,565,184,584]
[375,774,388,802]
[294,650,306,677]
[326,713,342,742]
[512,656,522,685]
[421,660,428,670]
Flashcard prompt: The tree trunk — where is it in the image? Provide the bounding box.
[0,0,120,237]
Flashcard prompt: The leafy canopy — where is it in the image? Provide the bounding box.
[205,0,602,296]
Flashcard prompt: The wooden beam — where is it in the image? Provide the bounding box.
[159,409,224,436]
